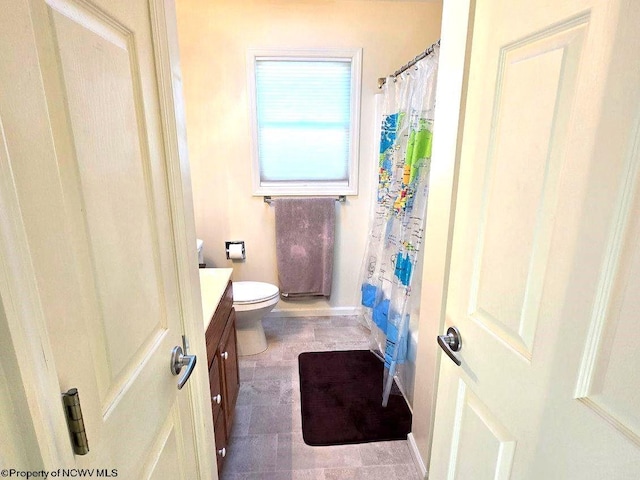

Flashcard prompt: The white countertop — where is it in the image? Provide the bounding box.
[199,268,233,329]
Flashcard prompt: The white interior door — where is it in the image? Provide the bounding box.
[429,0,640,478]
[0,0,206,478]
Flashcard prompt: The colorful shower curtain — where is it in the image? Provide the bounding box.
[360,45,439,407]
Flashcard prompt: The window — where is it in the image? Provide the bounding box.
[247,49,362,196]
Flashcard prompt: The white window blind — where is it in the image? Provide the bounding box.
[248,49,361,195]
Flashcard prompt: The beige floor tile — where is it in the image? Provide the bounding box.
[279,380,301,405]
[248,404,301,434]
[254,363,298,381]
[239,365,255,382]
[329,315,362,327]
[313,325,369,343]
[229,405,251,438]
[237,379,282,406]
[284,316,333,328]
[277,433,363,471]
[323,464,421,480]
[281,341,336,361]
[358,440,415,466]
[224,469,326,480]
[280,324,317,342]
[224,434,278,474]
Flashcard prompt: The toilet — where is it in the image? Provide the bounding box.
[196,238,204,265]
[232,281,279,356]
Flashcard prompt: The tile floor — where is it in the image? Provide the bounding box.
[221,315,422,480]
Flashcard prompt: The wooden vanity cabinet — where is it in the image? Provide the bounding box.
[205,280,239,474]
[220,310,239,429]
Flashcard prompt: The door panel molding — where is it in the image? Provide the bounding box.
[48,0,171,386]
[446,380,516,480]
[141,403,186,479]
[576,114,640,447]
[469,16,588,362]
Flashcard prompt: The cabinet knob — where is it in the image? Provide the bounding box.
[217,447,226,458]
[212,394,222,404]
[221,351,229,360]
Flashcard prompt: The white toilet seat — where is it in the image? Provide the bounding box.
[233,281,279,305]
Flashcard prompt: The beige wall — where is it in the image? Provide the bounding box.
[176,0,442,315]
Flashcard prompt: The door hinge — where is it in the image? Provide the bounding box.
[62,388,90,455]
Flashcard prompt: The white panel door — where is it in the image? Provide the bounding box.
[429,0,640,478]
[0,0,203,478]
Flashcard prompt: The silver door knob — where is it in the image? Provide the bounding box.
[221,351,229,360]
[212,394,222,404]
[437,326,462,366]
[217,447,226,458]
[170,345,197,389]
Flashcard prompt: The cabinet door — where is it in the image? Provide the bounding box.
[221,309,240,433]
[213,411,226,475]
[208,354,223,423]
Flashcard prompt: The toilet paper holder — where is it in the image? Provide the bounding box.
[225,241,246,260]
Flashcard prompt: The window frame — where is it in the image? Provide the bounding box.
[247,48,362,196]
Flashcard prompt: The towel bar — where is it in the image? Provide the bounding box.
[263,195,346,205]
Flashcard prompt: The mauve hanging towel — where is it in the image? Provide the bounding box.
[274,197,336,298]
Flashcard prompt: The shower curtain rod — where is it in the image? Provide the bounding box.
[377,39,440,89]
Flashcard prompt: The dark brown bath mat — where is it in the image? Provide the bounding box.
[298,350,412,446]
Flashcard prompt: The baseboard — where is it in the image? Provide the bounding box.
[407,432,428,479]
[265,306,362,318]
